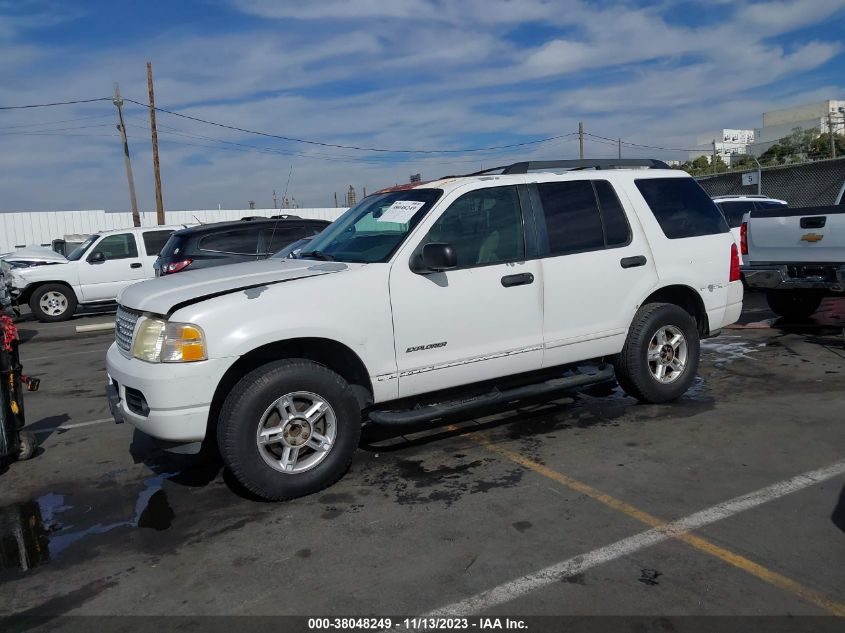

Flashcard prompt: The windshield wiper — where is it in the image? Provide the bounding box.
[300,250,336,261]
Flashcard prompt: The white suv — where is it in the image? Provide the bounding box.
[106,159,743,500]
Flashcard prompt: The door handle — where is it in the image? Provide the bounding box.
[130,263,142,269]
[501,272,534,287]
[620,255,647,269]
[799,216,826,229]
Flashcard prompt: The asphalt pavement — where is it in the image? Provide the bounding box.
[1,293,844,623]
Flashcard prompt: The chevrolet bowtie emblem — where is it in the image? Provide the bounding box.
[801,233,824,242]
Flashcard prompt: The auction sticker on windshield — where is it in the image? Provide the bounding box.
[377,200,426,224]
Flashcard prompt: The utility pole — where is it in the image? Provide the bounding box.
[113,83,140,227]
[273,189,278,209]
[333,192,338,208]
[712,139,717,175]
[618,137,622,159]
[147,62,165,225]
[578,122,584,159]
[829,112,837,159]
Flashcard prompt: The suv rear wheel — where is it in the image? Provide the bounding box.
[217,359,361,500]
[614,302,700,403]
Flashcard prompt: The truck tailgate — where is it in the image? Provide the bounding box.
[746,206,845,263]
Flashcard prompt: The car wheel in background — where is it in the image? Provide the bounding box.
[217,359,361,501]
[28,283,77,322]
[765,291,823,320]
[613,302,700,403]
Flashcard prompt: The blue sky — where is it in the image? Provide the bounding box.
[1,0,844,211]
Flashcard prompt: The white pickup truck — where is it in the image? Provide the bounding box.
[105,159,743,500]
[8,225,182,322]
[741,192,845,318]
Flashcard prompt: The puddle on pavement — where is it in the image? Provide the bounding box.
[701,336,765,366]
[0,472,176,575]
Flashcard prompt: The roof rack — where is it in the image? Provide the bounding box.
[450,159,671,178]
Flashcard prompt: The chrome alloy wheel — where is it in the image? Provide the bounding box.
[39,291,68,317]
[255,391,337,474]
[647,325,688,384]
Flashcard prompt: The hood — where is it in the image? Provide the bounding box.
[118,258,356,315]
[1,247,67,263]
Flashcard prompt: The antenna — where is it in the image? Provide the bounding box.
[269,164,294,256]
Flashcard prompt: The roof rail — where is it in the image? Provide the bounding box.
[502,159,670,174]
[449,159,670,178]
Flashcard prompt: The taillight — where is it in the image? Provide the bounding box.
[729,244,740,282]
[163,259,193,274]
[740,222,748,255]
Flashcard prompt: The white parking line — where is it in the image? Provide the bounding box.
[32,417,114,434]
[426,458,845,616]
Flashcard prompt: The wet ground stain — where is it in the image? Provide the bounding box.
[638,568,663,586]
[0,472,177,578]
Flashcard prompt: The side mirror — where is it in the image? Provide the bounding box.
[88,251,106,264]
[414,242,457,273]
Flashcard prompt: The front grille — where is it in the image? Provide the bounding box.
[115,305,140,353]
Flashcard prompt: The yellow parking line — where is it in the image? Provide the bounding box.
[454,427,845,617]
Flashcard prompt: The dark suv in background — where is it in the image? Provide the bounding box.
[154,216,330,275]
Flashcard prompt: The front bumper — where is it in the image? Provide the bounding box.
[741,264,845,292]
[105,343,237,443]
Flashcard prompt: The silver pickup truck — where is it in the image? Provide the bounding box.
[741,193,845,319]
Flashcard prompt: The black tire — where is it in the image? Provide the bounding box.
[765,291,822,320]
[17,431,37,461]
[28,283,77,322]
[613,302,700,404]
[217,359,361,501]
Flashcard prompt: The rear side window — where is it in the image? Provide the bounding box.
[199,229,259,255]
[142,230,174,256]
[537,180,631,256]
[716,201,755,228]
[635,178,728,239]
[594,181,631,246]
[538,181,604,255]
[260,226,307,254]
[96,233,138,260]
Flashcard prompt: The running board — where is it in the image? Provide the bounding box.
[367,364,615,426]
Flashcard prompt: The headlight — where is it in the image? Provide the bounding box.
[132,318,207,363]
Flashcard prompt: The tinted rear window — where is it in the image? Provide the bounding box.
[755,201,788,211]
[716,201,755,228]
[537,181,604,256]
[636,178,728,239]
[159,234,187,259]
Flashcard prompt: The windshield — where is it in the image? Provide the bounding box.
[66,234,99,261]
[300,189,443,263]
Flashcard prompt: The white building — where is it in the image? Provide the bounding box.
[748,99,845,156]
[690,129,755,165]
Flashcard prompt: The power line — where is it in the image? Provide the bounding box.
[0,97,112,110]
[123,97,578,154]
[584,132,699,153]
[0,113,113,131]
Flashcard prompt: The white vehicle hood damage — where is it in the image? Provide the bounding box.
[117,258,355,315]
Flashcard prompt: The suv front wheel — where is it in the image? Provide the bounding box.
[217,359,361,500]
[613,302,700,403]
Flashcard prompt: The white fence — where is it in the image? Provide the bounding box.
[0,208,347,253]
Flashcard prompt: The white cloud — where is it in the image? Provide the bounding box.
[0,0,843,212]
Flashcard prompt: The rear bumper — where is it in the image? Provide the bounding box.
[741,263,845,292]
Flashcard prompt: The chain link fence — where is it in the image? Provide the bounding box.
[695,157,845,207]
